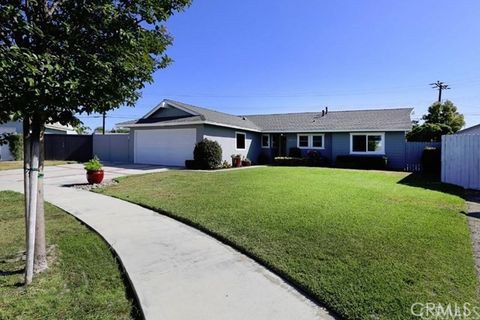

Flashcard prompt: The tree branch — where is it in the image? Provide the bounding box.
[46,0,65,17]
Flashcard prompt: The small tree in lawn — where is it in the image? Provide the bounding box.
[407,100,465,142]
[0,0,190,285]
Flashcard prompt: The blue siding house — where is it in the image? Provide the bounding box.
[118,99,413,169]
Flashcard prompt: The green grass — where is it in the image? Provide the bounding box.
[98,167,479,319]
[0,160,76,171]
[0,191,137,319]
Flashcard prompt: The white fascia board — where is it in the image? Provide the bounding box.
[203,121,261,132]
[262,129,410,133]
[141,100,200,119]
[119,121,205,128]
[118,120,261,132]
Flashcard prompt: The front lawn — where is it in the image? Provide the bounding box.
[0,160,76,171]
[0,191,137,319]
[98,167,478,319]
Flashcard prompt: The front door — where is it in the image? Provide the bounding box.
[272,134,287,157]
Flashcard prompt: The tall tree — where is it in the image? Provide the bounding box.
[0,0,190,284]
[407,100,465,142]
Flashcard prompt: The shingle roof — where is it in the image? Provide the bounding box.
[165,100,262,131]
[246,108,413,132]
[117,99,413,132]
[456,124,480,135]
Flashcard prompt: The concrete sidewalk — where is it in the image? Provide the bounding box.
[0,165,334,320]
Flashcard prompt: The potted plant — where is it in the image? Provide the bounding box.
[84,156,104,184]
[241,157,251,167]
[231,154,242,167]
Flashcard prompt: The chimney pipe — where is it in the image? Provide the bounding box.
[325,107,328,114]
[322,110,325,117]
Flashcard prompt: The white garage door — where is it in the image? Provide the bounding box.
[134,128,196,166]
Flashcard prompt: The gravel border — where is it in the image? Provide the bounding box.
[68,179,118,191]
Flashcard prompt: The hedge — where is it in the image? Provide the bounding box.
[336,155,388,170]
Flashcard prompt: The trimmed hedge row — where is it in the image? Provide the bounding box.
[274,151,329,167]
[335,155,388,170]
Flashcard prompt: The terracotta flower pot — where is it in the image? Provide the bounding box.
[232,158,242,167]
[86,170,104,184]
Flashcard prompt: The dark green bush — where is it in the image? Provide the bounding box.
[336,155,388,170]
[305,150,330,167]
[289,147,301,158]
[421,147,441,176]
[193,138,222,169]
[185,160,198,169]
[273,157,306,166]
[3,134,23,161]
[274,152,330,167]
[257,151,271,165]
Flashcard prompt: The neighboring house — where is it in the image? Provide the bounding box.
[0,121,76,161]
[118,99,413,169]
[455,124,480,135]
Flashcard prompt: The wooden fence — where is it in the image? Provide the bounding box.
[441,134,480,190]
[404,141,441,172]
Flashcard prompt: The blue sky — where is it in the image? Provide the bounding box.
[81,0,480,130]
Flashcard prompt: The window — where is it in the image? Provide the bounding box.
[312,135,323,148]
[261,134,270,148]
[298,135,309,148]
[350,133,385,154]
[236,132,246,149]
[297,134,325,149]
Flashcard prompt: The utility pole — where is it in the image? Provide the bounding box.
[102,112,106,135]
[430,81,450,102]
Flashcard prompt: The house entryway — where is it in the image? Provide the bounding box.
[272,134,287,157]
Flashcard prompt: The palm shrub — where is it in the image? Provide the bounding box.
[193,139,222,169]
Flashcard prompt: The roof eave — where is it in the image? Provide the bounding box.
[117,120,261,132]
[261,128,411,133]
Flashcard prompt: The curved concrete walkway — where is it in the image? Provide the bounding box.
[0,164,335,320]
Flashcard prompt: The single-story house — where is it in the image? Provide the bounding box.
[456,124,480,135]
[0,121,76,161]
[118,99,413,169]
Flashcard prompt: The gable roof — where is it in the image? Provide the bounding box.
[118,99,262,132]
[246,108,413,132]
[456,124,480,135]
[117,99,413,132]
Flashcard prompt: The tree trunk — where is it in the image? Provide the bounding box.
[25,121,40,285]
[23,118,31,238]
[34,123,47,273]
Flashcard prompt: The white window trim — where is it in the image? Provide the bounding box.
[235,131,246,150]
[297,133,325,149]
[261,134,270,148]
[310,134,325,149]
[350,132,385,155]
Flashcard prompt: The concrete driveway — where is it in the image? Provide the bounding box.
[0,163,335,320]
[0,162,170,187]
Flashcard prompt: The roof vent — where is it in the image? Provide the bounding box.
[322,110,325,117]
[242,116,246,120]
[325,107,328,114]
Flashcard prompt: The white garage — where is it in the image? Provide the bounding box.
[134,128,197,166]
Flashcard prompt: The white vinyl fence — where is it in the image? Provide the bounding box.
[441,134,480,190]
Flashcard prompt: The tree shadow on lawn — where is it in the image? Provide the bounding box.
[397,172,465,198]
